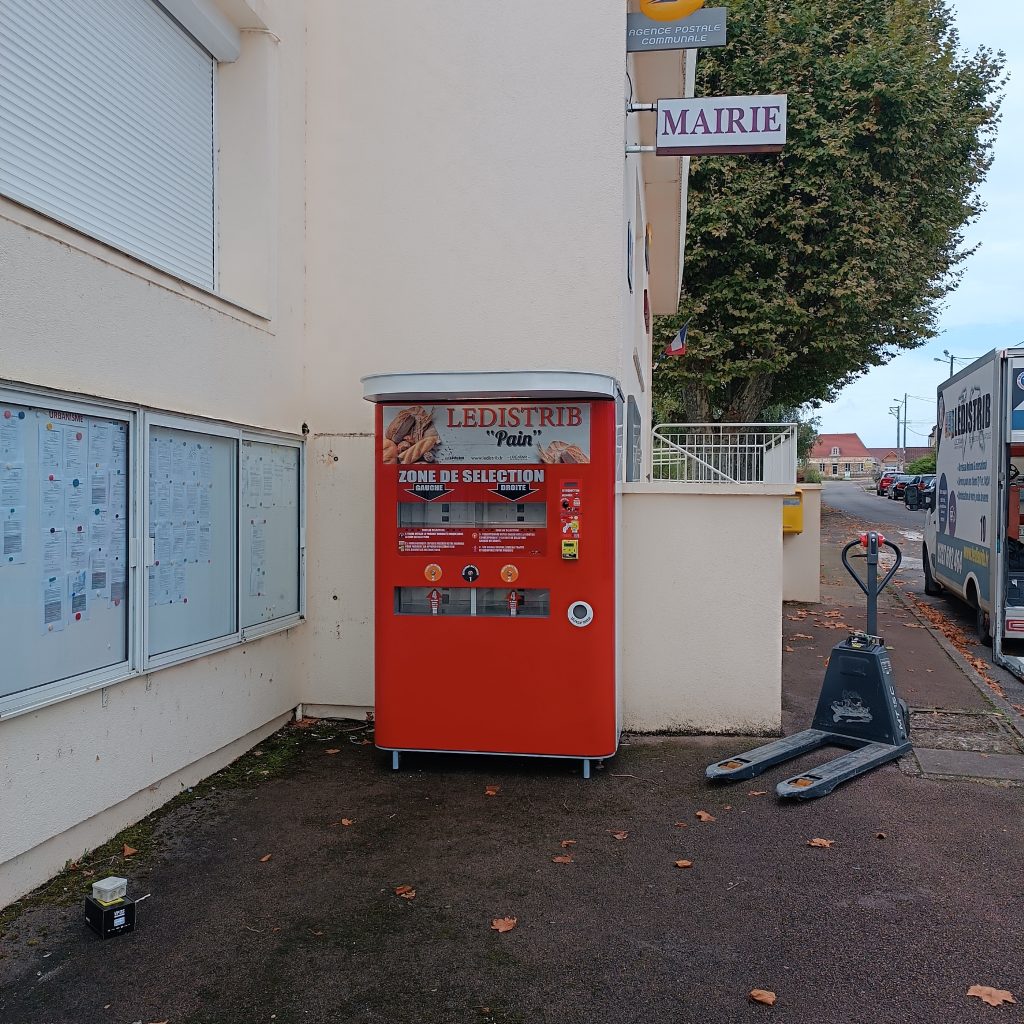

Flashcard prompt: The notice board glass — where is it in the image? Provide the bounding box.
[0,398,129,700]
[147,424,237,658]
[240,439,301,627]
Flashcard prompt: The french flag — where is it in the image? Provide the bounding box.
[664,322,688,358]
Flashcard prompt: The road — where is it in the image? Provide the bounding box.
[820,479,926,532]
[821,479,1024,707]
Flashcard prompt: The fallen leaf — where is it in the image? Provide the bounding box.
[123,845,138,858]
[490,917,517,933]
[748,791,767,797]
[749,989,777,1006]
[967,986,1016,1007]
[784,646,795,653]
[807,838,834,848]
[340,818,354,826]
[790,633,814,640]
[723,805,733,811]
[695,811,716,823]
[394,885,416,900]
[551,855,573,864]
[608,830,629,840]
[325,748,341,755]
[875,832,887,840]
[674,860,693,869]
[560,839,577,848]
[259,853,273,863]
[484,785,500,797]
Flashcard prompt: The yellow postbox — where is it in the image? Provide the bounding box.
[783,489,804,535]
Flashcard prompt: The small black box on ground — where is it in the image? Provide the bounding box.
[84,895,136,939]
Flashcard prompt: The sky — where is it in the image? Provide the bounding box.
[816,2,1024,447]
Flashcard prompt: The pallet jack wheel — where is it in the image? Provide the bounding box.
[922,544,942,596]
[899,698,910,738]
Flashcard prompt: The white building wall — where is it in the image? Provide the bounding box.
[621,486,784,734]
[783,485,822,603]
[0,2,309,907]
[301,0,630,708]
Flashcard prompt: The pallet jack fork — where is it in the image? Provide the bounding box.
[707,531,912,799]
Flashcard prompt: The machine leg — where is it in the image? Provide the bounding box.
[582,758,591,780]
[392,750,400,771]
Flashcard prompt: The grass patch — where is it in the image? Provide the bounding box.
[0,720,331,933]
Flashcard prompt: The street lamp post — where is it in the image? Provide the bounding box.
[934,350,977,378]
[889,404,902,469]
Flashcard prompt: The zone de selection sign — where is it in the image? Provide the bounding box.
[626,7,728,52]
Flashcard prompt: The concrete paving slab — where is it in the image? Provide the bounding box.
[915,747,1024,781]
[909,709,1023,755]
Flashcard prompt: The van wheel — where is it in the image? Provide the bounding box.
[922,545,941,596]
[976,603,993,647]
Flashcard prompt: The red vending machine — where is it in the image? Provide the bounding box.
[363,372,622,777]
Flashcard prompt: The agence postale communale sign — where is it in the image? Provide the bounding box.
[628,2,788,157]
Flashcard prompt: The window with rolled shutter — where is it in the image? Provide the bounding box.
[0,0,215,289]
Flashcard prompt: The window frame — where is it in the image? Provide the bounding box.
[0,384,305,720]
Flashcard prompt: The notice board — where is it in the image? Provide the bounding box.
[240,439,300,627]
[0,399,129,699]
[147,425,237,658]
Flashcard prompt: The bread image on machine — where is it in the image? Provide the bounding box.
[383,406,439,464]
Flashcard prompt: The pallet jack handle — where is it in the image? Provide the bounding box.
[841,532,902,637]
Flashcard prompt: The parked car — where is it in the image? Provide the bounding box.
[877,471,899,496]
[890,474,922,500]
[905,475,936,509]
[884,473,907,498]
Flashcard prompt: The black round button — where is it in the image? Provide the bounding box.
[461,564,480,583]
[572,603,588,620]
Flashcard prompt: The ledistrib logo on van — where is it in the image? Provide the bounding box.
[945,384,990,454]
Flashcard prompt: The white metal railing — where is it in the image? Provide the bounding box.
[651,423,798,484]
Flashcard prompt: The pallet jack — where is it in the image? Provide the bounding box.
[706,531,912,799]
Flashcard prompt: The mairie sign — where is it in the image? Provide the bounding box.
[627,7,727,51]
[655,95,788,155]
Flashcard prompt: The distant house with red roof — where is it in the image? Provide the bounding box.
[867,446,934,468]
[809,434,876,478]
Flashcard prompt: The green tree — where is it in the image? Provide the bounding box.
[907,452,936,473]
[654,0,1005,422]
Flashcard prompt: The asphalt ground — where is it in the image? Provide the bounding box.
[1,505,1023,1024]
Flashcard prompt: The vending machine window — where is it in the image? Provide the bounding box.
[364,371,622,777]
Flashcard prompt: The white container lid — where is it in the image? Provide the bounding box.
[92,876,127,901]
